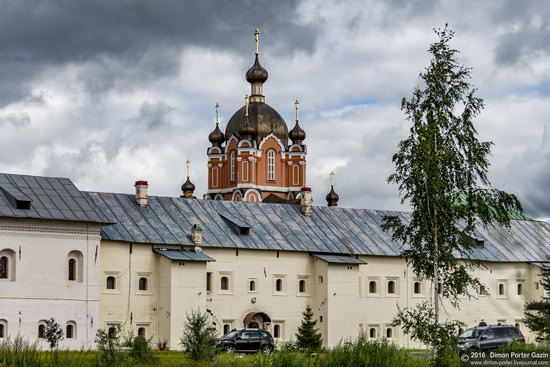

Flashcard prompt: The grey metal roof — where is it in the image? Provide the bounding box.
[313,254,367,264]
[0,173,109,224]
[153,248,215,262]
[83,192,550,263]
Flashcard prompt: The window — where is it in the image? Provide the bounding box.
[413,281,422,295]
[106,276,116,290]
[388,280,396,294]
[66,322,76,339]
[0,320,6,338]
[221,276,229,291]
[212,167,219,187]
[38,323,46,338]
[274,324,280,338]
[318,276,324,284]
[368,325,379,339]
[267,149,276,181]
[230,151,236,181]
[497,280,508,298]
[138,277,148,291]
[68,259,76,281]
[369,328,377,338]
[206,272,212,292]
[276,279,283,292]
[223,324,231,335]
[67,251,83,282]
[0,256,8,279]
[138,327,146,337]
[386,327,393,338]
[369,281,377,294]
[299,279,306,293]
[249,280,256,292]
[108,326,117,338]
[517,282,523,296]
[499,284,505,295]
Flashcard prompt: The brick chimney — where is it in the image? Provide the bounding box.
[300,187,313,216]
[191,224,203,251]
[134,180,148,208]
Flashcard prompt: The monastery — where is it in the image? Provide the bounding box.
[0,31,549,350]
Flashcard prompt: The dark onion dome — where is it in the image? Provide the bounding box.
[289,122,306,145]
[181,177,196,194]
[208,124,225,146]
[238,114,254,140]
[246,55,268,84]
[225,102,289,145]
[326,185,339,207]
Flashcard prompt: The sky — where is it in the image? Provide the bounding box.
[0,0,549,219]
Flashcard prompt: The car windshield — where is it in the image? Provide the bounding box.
[224,331,239,338]
[459,328,484,339]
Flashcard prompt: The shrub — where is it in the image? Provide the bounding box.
[95,326,122,366]
[180,308,218,361]
[44,318,64,350]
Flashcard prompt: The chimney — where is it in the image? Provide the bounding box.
[300,187,313,216]
[191,224,203,251]
[134,180,148,208]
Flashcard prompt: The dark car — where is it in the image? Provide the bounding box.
[457,324,525,352]
[217,328,274,355]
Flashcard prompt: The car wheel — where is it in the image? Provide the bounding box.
[225,345,235,353]
[261,345,273,356]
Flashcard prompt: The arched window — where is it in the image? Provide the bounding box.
[223,324,231,335]
[0,256,8,279]
[414,281,421,294]
[299,280,306,293]
[139,277,148,291]
[267,149,276,181]
[386,328,393,338]
[0,249,15,280]
[66,322,76,339]
[517,283,523,296]
[38,323,46,338]
[276,278,283,292]
[106,276,116,290]
[369,328,376,338]
[230,151,236,181]
[138,327,146,337]
[0,320,6,338]
[388,281,396,294]
[274,324,281,338]
[249,280,256,292]
[499,283,505,296]
[369,281,377,294]
[68,259,76,281]
[221,276,229,290]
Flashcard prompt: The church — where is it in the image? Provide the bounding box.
[1,31,550,350]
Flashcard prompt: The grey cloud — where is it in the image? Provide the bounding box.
[0,112,31,127]
[495,22,550,66]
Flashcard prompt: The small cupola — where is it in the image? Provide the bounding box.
[181,159,196,199]
[208,102,225,147]
[246,29,268,103]
[326,171,339,207]
[289,98,306,145]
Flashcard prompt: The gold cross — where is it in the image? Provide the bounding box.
[186,159,191,178]
[215,102,219,126]
[254,28,260,55]
[245,94,249,117]
[330,171,335,186]
[295,98,300,122]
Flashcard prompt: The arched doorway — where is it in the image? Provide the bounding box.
[243,312,271,330]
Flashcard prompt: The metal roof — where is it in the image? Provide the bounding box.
[153,248,215,262]
[83,192,550,263]
[0,173,109,224]
[312,254,367,264]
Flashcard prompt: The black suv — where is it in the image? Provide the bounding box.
[217,328,274,355]
[457,324,524,352]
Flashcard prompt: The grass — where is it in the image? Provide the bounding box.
[0,335,441,367]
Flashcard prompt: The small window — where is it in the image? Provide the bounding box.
[299,279,306,293]
[369,281,377,294]
[68,259,77,281]
[276,278,283,292]
[274,324,281,338]
[0,320,6,338]
[106,276,116,290]
[221,276,229,291]
[38,324,46,338]
[223,324,231,335]
[369,328,376,338]
[138,327,146,337]
[230,151,236,181]
[66,323,76,339]
[319,316,323,323]
[318,276,323,284]
[413,281,422,294]
[386,328,393,338]
[499,283,505,296]
[108,327,117,338]
[206,272,212,292]
[517,283,523,296]
[0,256,9,279]
[267,149,276,181]
[388,281,396,294]
[249,280,256,292]
[138,277,148,291]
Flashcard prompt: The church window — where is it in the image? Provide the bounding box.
[299,279,306,293]
[0,256,8,279]
[413,281,422,295]
[267,149,275,181]
[223,324,231,335]
[221,276,229,290]
[106,276,116,290]
[66,322,76,339]
[369,281,377,294]
[230,151,236,181]
[273,324,281,338]
[38,323,46,338]
[108,326,117,338]
[275,278,283,292]
[388,280,396,294]
[517,282,523,296]
[369,328,377,338]
[0,320,6,338]
[138,277,148,291]
[499,283,505,296]
[386,327,393,338]
[68,259,76,281]
[206,272,212,292]
[138,327,146,337]
[249,280,256,292]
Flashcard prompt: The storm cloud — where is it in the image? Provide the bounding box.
[0,0,549,220]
